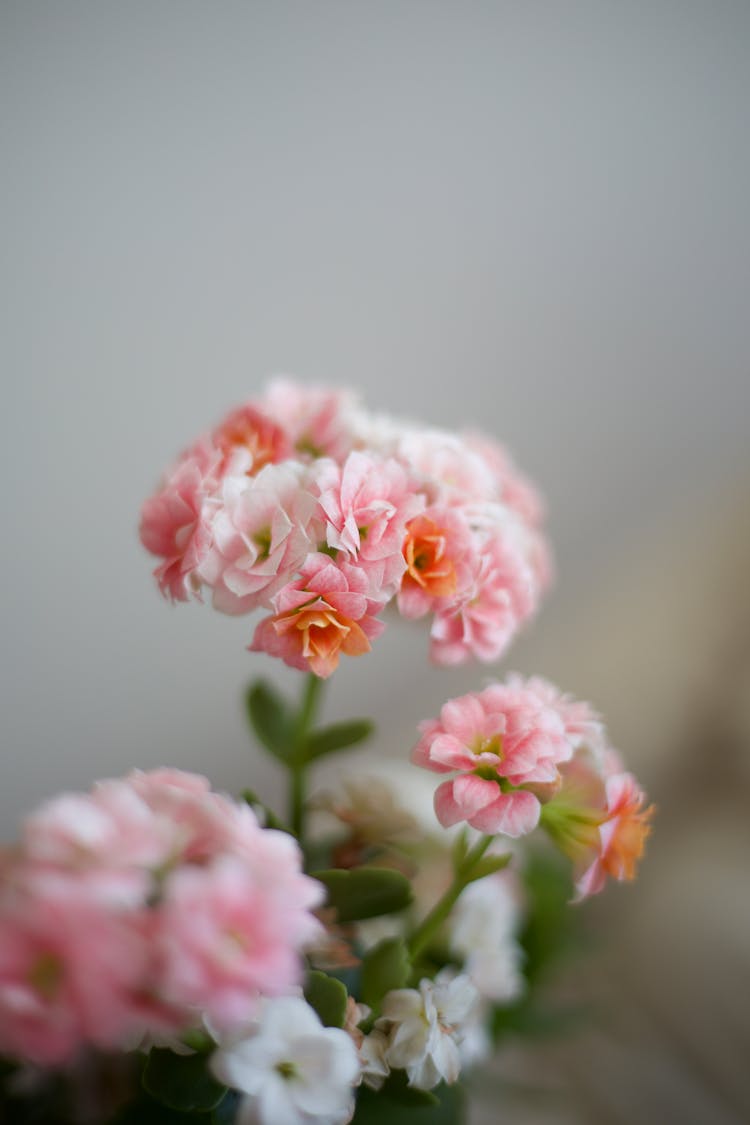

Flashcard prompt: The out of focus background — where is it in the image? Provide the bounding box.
[2,2,749,1121]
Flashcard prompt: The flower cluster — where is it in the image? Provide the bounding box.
[0,770,323,1066]
[412,674,653,899]
[0,383,654,1125]
[140,380,551,676]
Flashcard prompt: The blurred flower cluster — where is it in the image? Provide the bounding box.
[0,381,652,1124]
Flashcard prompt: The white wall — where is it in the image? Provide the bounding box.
[2,1,749,831]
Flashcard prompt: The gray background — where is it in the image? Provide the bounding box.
[2,0,748,822]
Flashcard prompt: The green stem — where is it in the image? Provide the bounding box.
[289,673,324,844]
[407,835,493,960]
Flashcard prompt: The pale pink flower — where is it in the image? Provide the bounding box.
[250,553,386,678]
[157,854,322,1032]
[463,432,545,527]
[0,870,152,1065]
[259,378,358,462]
[517,676,607,763]
[396,428,498,504]
[429,527,537,666]
[397,506,475,619]
[213,402,292,474]
[198,462,318,615]
[23,785,165,873]
[412,680,573,837]
[140,440,222,602]
[313,451,424,598]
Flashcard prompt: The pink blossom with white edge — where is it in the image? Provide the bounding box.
[395,428,498,505]
[429,524,537,667]
[313,451,424,598]
[156,854,322,1032]
[463,431,546,528]
[250,553,386,678]
[259,378,359,463]
[199,462,318,615]
[0,869,153,1065]
[139,440,223,602]
[412,679,574,837]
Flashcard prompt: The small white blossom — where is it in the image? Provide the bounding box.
[376,972,478,1090]
[450,872,525,1003]
[210,995,360,1125]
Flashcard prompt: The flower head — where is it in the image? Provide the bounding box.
[412,678,582,837]
[250,554,385,678]
[376,971,478,1090]
[210,995,360,1125]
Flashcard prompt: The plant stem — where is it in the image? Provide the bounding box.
[289,673,324,844]
[407,835,494,960]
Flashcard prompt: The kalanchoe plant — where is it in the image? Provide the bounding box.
[0,381,653,1124]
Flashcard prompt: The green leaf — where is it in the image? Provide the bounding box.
[142,1049,227,1113]
[112,1092,213,1124]
[352,1075,467,1122]
[304,969,348,1027]
[360,937,411,1011]
[313,866,413,923]
[464,851,512,884]
[245,680,294,763]
[304,719,374,761]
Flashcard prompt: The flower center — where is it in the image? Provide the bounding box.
[253,528,273,560]
[27,952,63,1000]
[276,1060,297,1080]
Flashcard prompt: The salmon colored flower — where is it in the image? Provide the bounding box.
[213,403,292,474]
[574,771,654,899]
[250,554,385,678]
[398,508,474,619]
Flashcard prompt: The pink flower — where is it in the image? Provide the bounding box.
[572,770,654,900]
[396,429,497,504]
[463,432,545,527]
[250,554,386,678]
[412,679,575,837]
[429,526,538,666]
[157,853,322,1031]
[140,441,222,602]
[516,676,607,762]
[0,869,152,1065]
[313,452,424,598]
[397,507,475,619]
[213,402,292,474]
[198,462,318,615]
[259,379,357,462]
[1,770,327,1063]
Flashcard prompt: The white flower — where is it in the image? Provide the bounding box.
[210,995,360,1125]
[450,872,525,1003]
[376,972,478,1090]
[359,1029,390,1090]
